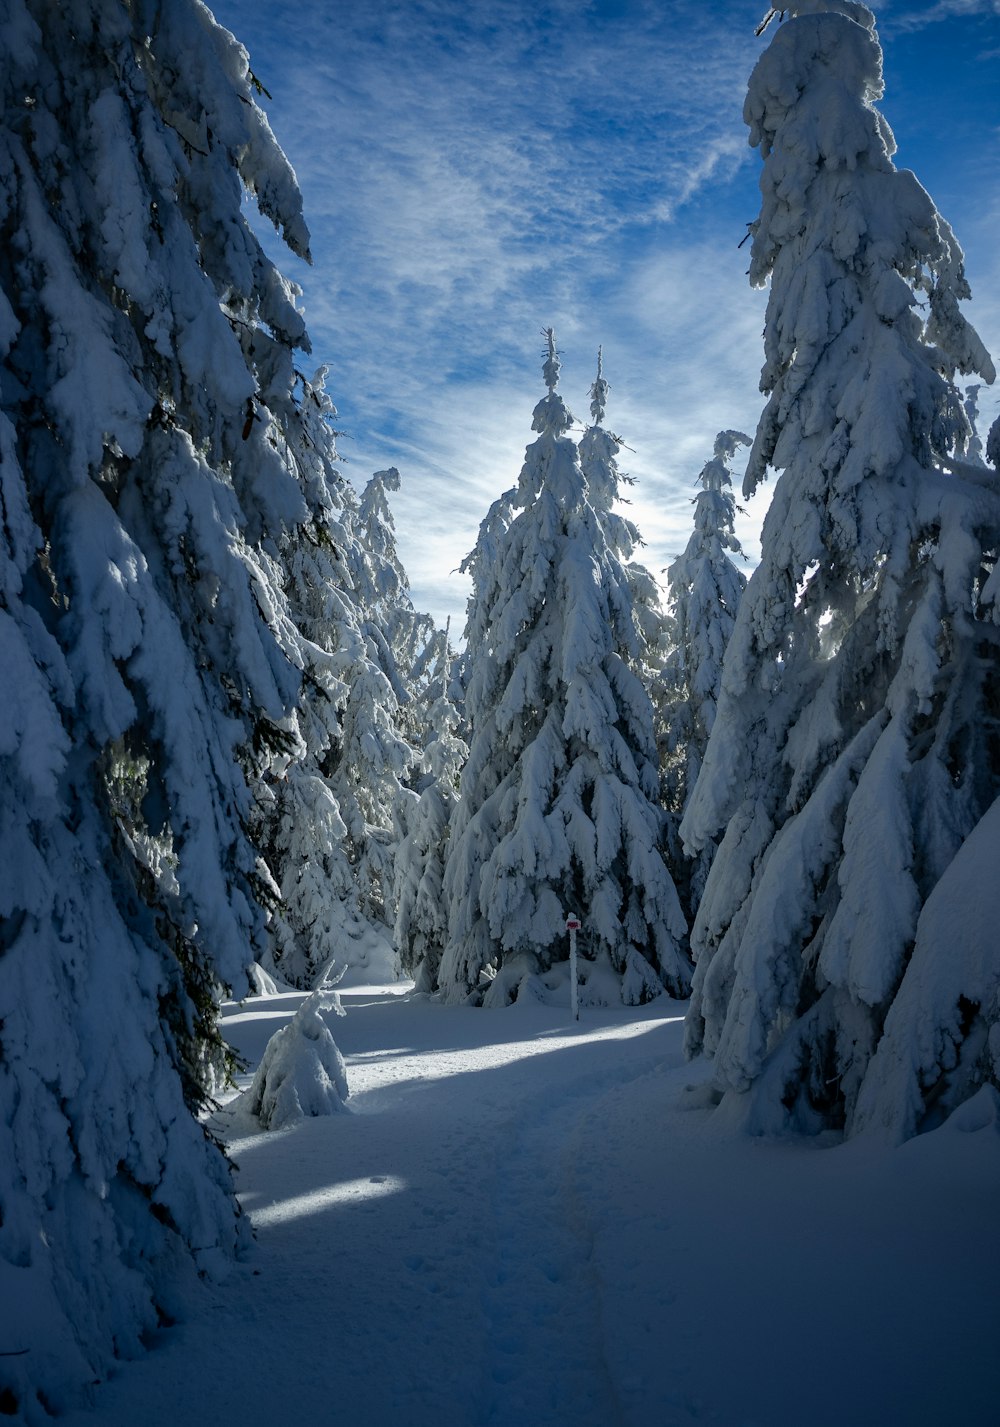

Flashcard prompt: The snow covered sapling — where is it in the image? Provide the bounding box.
[439,334,689,1006]
[680,1,998,1140]
[244,985,350,1130]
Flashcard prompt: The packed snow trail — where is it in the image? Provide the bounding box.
[62,985,1000,1427]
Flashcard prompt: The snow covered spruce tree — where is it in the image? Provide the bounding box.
[356,466,435,703]
[394,624,469,991]
[0,1,333,1413]
[261,472,425,988]
[439,334,689,1006]
[450,484,518,738]
[962,385,985,466]
[310,470,423,944]
[579,348,666,677]
[255,375,402,987]
[660,431,750,917]
[680,0,999,1141]
[989,414,1000,473]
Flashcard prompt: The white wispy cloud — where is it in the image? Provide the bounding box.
[210,0,1000,632]
[881,0,1000,31]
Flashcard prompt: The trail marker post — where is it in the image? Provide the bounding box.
[566,913,581,1020]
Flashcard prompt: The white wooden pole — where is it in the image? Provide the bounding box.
[566,913,581,1020]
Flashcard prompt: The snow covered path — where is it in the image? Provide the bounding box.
[64,986,1000,1427]
[221,993,672,1427]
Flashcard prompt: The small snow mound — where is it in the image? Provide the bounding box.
[678,1077,724,1112]
[244,990,350,1130]
[482,955,573,1009]
[328,924,400,987]
[481,955,538,1008]
[620,948,667,1007]
[578,950,621,1008]
[939,1085,1000,1136]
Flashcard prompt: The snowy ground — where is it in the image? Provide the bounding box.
[64,982,1000,1427]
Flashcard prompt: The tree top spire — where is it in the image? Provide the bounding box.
[590,347,610,426]
[541,328,560,393]
[711,430,752,466]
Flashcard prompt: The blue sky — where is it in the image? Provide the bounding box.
[210,0,1000,631]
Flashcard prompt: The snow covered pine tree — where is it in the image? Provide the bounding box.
[0,0,337,1414]
[660,430,750,921]
[680,0,999,1140]
[355,465,436,712]
[578,348,668,716]
[393,623,469,993]
[439,333,689,1007]
[255,379,406,989]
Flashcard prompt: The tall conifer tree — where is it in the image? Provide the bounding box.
[256,377,402,988]
[0,0,343,1410]
[439,335,688,1006]
[660,430,749,917]
[394,624,469,991]
[680,1,999,1140]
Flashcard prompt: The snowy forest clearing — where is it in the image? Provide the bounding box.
[62,983,1000,1427]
